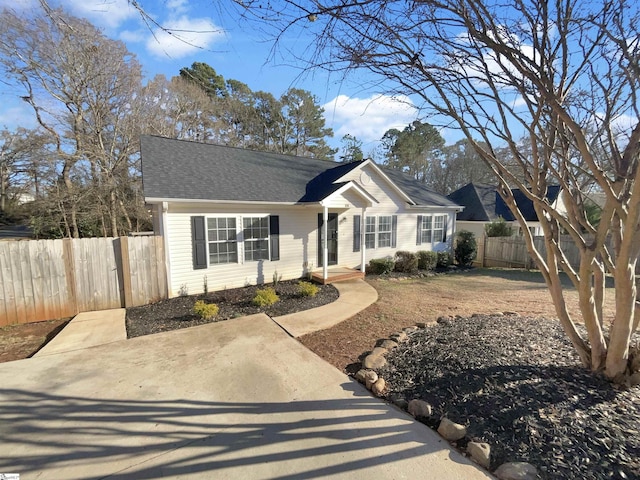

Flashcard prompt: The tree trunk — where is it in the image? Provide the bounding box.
[606,261,636,378]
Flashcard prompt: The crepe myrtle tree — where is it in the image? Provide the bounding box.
[203,0,640,381]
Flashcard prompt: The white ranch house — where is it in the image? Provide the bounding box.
[141,136,463,296]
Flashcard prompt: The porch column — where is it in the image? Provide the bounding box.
[360,207,366,273]
[323,205,329,280]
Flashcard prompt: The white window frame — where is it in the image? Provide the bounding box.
[207,216,238,265]
[364,215,394,249]
[420,216,433,244]
[243,216,270,262]
[420,214,447,244]
[377,215,393,248]
[365,216,376,249]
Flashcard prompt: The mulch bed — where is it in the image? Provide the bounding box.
[126,280,339,338]
[378,314,640,479]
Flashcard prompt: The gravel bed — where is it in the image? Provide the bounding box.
[126,280,338,338]
[378,315,640,479]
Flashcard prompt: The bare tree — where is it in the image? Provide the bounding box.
[216,0,640,380]
[0,6,147,237]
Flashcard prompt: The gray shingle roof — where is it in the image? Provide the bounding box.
[448,183,561,222]
[141,136,460,208]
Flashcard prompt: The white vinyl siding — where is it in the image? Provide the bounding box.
[166,205,316,296]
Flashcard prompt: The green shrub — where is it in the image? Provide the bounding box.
[193,300,219,320]
[298,281,320,297]
[417,250,437,271]
[367,257,395,275]
[455,230,477,267]
[436,251,453,268]
[485,216,513,237]
[252,287,279,307]
[394,251,418,273]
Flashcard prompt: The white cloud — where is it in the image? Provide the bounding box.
[323,94,418,146]
[145,16,224,59]
[61,0,138,29]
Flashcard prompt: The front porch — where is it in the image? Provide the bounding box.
[311,267,365,285]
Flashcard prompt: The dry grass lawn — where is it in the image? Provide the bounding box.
[299,268,617,372]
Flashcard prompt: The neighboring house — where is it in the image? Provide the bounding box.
[141,136,463,296]
[448,183,565,238]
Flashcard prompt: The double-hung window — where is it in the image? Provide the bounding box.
[416,214,447,245]
[365,216,376,249]
[433,215,445,243]
[420,216,433,244]
[377,216,392,247]
[364,215,396,249]
[243,216,269,261]
[207,217,238,264]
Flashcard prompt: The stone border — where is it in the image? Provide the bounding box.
[352,314,539,480]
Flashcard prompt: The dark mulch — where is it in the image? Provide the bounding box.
[378,315,640,480]
[126,280,339,338]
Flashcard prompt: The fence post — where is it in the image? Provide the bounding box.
[62,238,79,315]
[117,236,133,308]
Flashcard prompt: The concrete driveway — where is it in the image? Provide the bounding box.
[0,313,492,479]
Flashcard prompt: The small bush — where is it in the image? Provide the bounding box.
[417,250,437,271]
[298,281,319,297]
[252,287,279,307]
[193,300,219,320]
[455,230,477,267]
[436,251,453,268]
[394,251,418,273]
[367,257,395,275]
[485,217,513,237]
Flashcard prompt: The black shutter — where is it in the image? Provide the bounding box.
[270,215,280,261]
[191,216,207,270]
[353,215,361,252]
[443,215,448,242]
[416,215,422,245]
[391,215,398,248]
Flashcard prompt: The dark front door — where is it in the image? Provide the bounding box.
[318,213,338,266]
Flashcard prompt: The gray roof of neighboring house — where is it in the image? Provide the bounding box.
[448,183,561,222]
[141,136,460,208]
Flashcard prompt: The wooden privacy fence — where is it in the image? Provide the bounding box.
[475,234,633,272]
[0,236,167,326]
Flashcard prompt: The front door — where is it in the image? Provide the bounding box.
[318,213,338,266]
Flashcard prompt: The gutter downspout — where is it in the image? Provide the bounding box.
[160,202,172,298]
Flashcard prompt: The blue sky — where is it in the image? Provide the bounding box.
[0,0,428,156]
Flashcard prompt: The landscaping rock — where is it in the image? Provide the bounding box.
[407,399,432,418]
[403,326,418,334]
[363,353,387,369]
[378,339,399,349]
[437,417,467,441]
[494,462,538,480]
[364,370,379,389]
[390,331,408,342]
[370,347,388,356]
[354,369,368,383]
[371,378,386,396]
[416,322,427,328]
[467,441,491,469]
[391,396,408,410]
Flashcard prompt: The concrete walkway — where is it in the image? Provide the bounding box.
[34,308,127,357]
[0,280,493,479]
[273,279,378,337]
